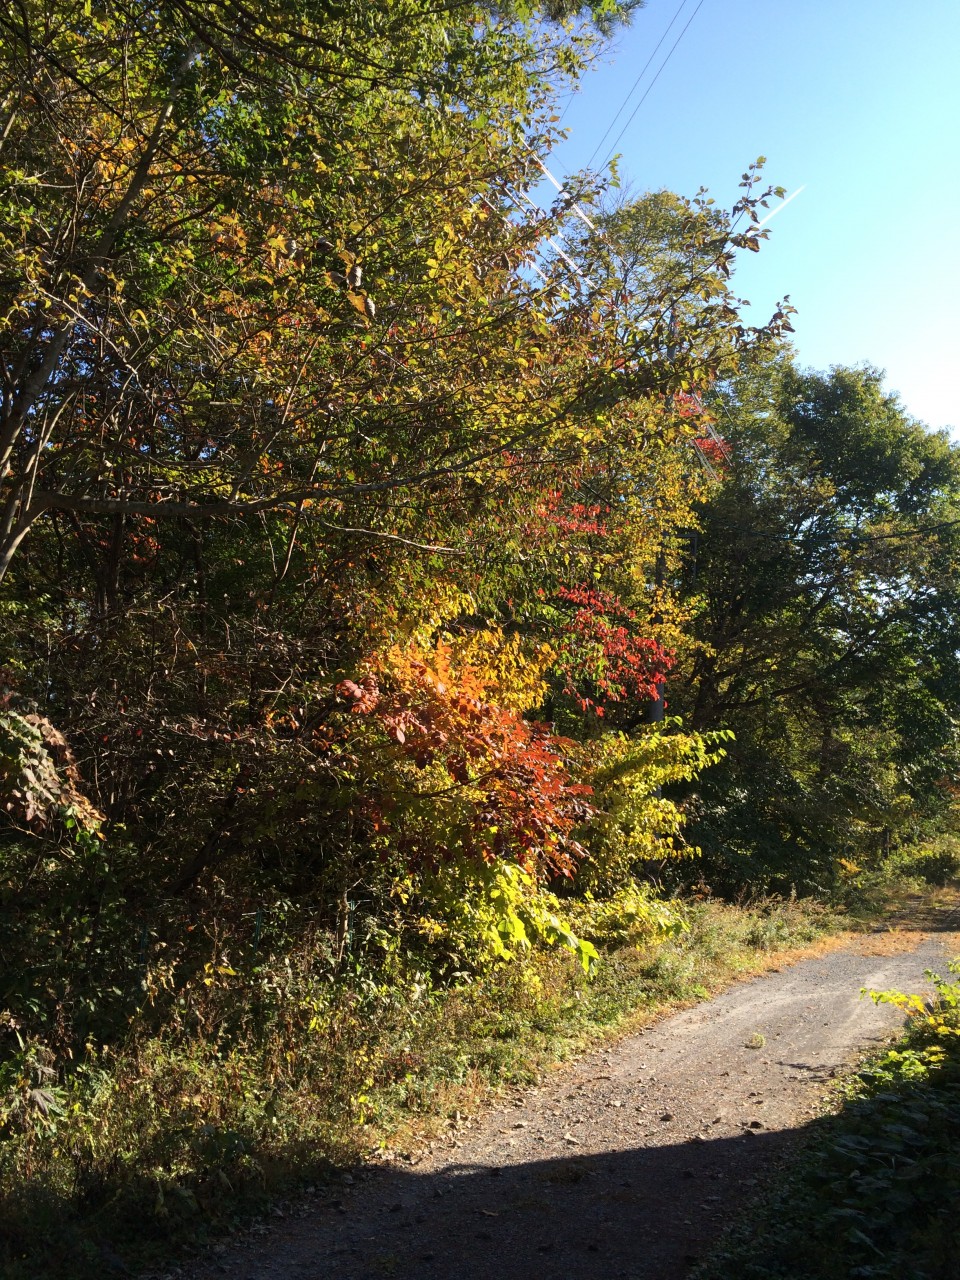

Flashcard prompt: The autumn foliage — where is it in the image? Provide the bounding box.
[0,0,793,1148]
[337,642,591,878]
[3,8,959,1274]
[554,585,674,711]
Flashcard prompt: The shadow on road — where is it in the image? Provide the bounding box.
[274,1126,805,1280]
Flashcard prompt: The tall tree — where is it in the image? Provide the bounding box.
[0,0,597,577]
[672,356,960,891]
[0,2,790,583]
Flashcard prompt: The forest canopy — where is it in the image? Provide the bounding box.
[1,0,956,1000]
[0,8,958,1270]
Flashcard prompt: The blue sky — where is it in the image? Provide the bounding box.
[545,0,960,435]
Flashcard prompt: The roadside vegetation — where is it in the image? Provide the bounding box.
[698,945,960,1280]
[1,892,845,1279]
[2,2,959,1277]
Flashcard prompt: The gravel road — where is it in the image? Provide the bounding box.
[191,918,959,1280]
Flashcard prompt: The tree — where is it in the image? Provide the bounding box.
[0,0,598,578]
[0,0,794,1047]
[671,356,960,891]
[0,1,791,585]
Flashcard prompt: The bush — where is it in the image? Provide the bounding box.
[893,836,960,887]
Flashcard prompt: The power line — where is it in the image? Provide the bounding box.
[555,88,577,127]
[583,0,693,172]
[507,183,599,286]
[530,151,599,233]
[599,0,708,171]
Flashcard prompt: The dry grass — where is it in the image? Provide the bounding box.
[0,888,938,1278]
[853,929,933,956]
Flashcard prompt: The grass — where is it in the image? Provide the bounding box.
[0,891,849,1279]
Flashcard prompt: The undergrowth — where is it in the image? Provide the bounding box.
[697,957,960,1280]
[0,894,839,1279]
[833,833,960,920]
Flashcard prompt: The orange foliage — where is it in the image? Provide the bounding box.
[337,643,592,879]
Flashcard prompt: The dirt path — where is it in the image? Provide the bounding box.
[191,913,959,1280]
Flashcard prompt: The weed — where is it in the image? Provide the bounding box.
[0,894,844,1279]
